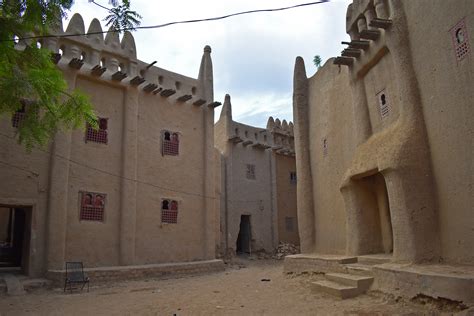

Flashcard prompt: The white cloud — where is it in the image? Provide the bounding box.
[66,0,351,127]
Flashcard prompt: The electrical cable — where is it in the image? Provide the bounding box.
[0,131,297,203]
[1,1,331,42]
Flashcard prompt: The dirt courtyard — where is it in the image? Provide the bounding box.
[0,258,471,316]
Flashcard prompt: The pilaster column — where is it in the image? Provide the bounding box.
[45,71,76,271]
[119,86,139,265]
[292,57,315,253]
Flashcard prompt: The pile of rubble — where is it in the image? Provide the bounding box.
[273,242,300,260]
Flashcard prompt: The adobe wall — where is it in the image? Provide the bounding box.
[275,154,299,245]
[65,78,123,267]
[402,0,473,264]
[215,95,298,254]
[0,13,220,275]
[0,120,51,277]
[295,0,473,264]
[228,134,274,252]
[306,61,353,254]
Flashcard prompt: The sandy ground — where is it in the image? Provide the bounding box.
[0,258,472,316]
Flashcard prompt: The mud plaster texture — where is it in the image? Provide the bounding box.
[293,0,473,264]
[0,13,219,277]
[1,259,469,316]
[214,94,298,256]
[292,0,473,305]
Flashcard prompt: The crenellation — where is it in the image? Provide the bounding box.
[65,13,85,35]
[265,116,295,155]
[87,18,104,44]
[120,31,137,58]
[37,13,206,106]
[374,0,389,20]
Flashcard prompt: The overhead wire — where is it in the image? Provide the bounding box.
[1,0,331,42]
[0,131,298,203]
[1,0,307,202]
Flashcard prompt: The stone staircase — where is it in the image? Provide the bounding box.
[311,254,391,299]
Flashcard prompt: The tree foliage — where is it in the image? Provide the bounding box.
[0,0,97,150]
[103,0,141,33]
[313,55,322,69]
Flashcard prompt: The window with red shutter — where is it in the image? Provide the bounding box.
[80,191,106,222]
[162,131,179,156]
[86,117,108,144]
[161,199,178,223]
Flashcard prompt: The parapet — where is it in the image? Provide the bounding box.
[28,13,217,108]
[265,116,295,156]
[334,0,392,68]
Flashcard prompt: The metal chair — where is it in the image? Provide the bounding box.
[64,262,90,293]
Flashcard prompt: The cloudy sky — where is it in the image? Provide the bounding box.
[66,0,351,127]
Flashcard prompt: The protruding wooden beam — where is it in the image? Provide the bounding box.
[369,18,393,29]
[112,71,127,81]
[271,145,283,151]
[229,135,243,143]
[153,87,163,95]
[341,48,361,58]
[91,65,106,77]
[333,56,354,66]
[343,40,370,50]
[68,58,84,69]
[193,99,206,106]
[208,101,222,108]
[242,140,253,146]
[143,83,158,93]
[51,53,61,64]
[177,94,193,102]
[360,29,381,41]
[251,143,267,150]
[160,89,176,97]
[130,76,145,86]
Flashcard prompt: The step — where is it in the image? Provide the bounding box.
[22,278,51,291]
[3,274,25,296]
[311,280,360,299]
[357,254,391,265]
[343,263,374,276]
[325,273,373,291]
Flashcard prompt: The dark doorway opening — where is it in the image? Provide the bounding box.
[0,207,31,271]
[236,215,251,254]
[354,172,393,255]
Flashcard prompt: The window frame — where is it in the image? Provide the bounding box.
[79,191,106,222]
[85,117,108,144]
[161,198,179,224]
[246,164,256,180]
[161,130,180,156]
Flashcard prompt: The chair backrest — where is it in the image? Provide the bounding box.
[65,262,86,281]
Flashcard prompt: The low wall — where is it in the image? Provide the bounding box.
[372,263,474,305]
[47,259,225,286]
[283,254,357,274]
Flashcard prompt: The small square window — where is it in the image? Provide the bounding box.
[246,164,256,180]
[285,217,295,232]
[451,19,470,62]
[86,117,108,144]
[80,191,106,222]
[161,199,178,223]
[162,131,180,156]
[290,172,297,184]
[377,90,390,119]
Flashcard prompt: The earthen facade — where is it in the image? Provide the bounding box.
[288,0,473,303]
[0,14,221,278]
[215,95,299,256]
